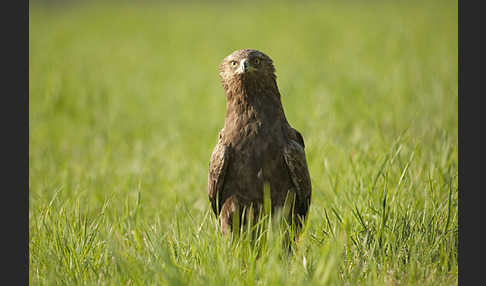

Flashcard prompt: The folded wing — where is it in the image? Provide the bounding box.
[282,130,312,222]
[208,132,231,216]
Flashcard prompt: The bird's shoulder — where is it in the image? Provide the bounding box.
[209,128,230,165]
[283,123,305,149]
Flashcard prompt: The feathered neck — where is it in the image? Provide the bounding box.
[222,75,287,128]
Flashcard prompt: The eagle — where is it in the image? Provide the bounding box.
[208,49,312,237]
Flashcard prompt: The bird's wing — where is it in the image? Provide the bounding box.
[283,130,312,221]
[208,131,231,217]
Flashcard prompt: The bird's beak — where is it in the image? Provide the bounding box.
[236,59,250,74]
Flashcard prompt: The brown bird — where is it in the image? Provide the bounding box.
[208,49,312,237]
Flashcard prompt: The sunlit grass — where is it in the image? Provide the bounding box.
[29,1,457,285]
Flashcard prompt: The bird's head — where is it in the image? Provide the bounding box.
[219,49,276,85]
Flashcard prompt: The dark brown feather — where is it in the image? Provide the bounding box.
[283,135,312,221]
[208,129,231,216]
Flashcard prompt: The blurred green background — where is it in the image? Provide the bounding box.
[29,1,457,285]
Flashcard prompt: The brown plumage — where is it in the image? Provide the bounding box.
[208,49,312,237]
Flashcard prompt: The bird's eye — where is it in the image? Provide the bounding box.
[254,58,261,65]
[231,61,237,67]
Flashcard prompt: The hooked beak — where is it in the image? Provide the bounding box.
[236,58,255,74]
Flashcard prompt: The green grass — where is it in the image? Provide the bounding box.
[29,1,458,285]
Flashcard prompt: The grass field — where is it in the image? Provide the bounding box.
[29,1,458,285]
